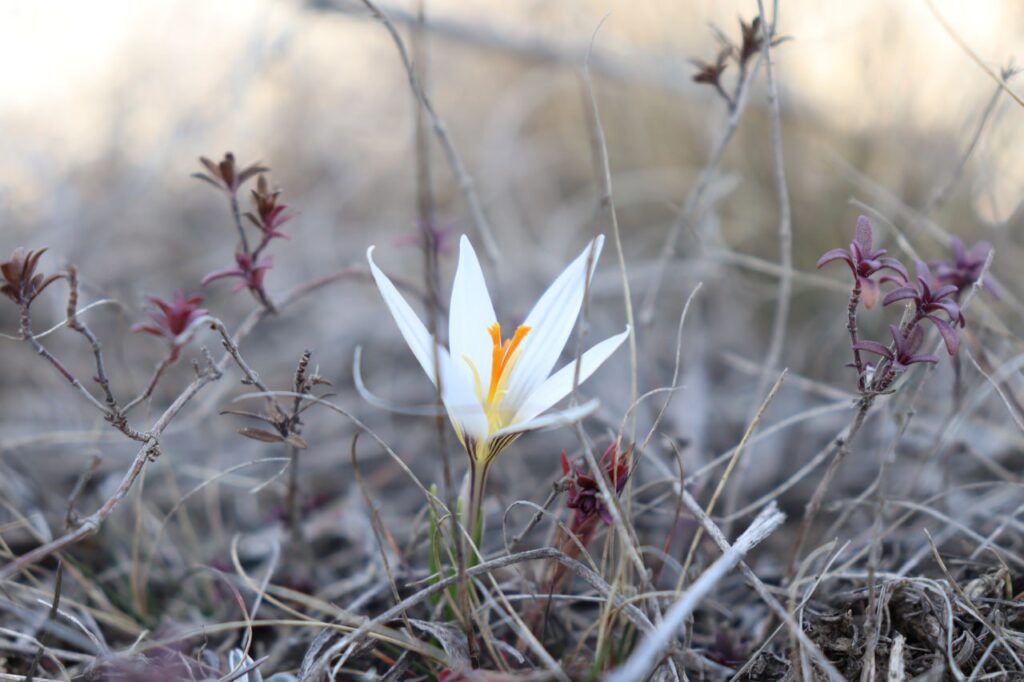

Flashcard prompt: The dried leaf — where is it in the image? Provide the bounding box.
[284,434,308,450]
[237,427,285,444]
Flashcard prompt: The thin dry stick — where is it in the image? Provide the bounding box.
[725,0,792,530]
[181,265,363,428]
[24,561,62,682]
[208,317,285,422]
[640,55,763,324]
[225,547,452,668]
[320,0,715,96]
[308,547,656,678]
[350,433,417,646]
[581,20,659,670]
[923,0,1024,109]
[638,282,703,454]
[122,355,173,415]
[222,656,270,682]
[861,411,914,677]
[63,265,121,419]
[677,370,787,592]
[569,238,666,666]
[0,355,221,582]
[787,540,843,678]
[0,298,117,342]
[637,401,850,524]
[753,0,793,382]
[0,268,355,582]
[19,307,109,416]
[923,70,1015,214]
[608,505,786,682]
[925,531,1024,670]
[730,540,846,680]
[582,16,638,438]
[360,0,499,264]
[406,0,470,640]
[677,488,844,681]
[786,398,872,577]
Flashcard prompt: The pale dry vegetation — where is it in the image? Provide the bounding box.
[1,1,1023,680]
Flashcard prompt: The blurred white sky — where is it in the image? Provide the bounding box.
[1,0,1021,221]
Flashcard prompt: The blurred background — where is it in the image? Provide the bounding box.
[1,0,1023,661]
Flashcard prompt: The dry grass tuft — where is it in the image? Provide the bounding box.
[1,2,1023,680]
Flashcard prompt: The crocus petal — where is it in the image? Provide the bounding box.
[922,315,959,355]
[436,351,490,443]
[491,398,600,440]
[503,236,605,412]
[512,326,629,424]
[368,246,438,383]
[931,284,959,301]
[367,246,488,440]
[449,235,498,391]
[815,248,853,270]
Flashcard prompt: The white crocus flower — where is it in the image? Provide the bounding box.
[366,235,629,538]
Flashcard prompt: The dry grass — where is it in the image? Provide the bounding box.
[1,2,1023,680]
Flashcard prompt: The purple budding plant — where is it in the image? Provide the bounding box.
[131,291,209,364]
[194,153,292,312]
[817,215,992,395]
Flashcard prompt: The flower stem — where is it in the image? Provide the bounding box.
[847,282,865,391]
[464,461,489,560]
[869,310,924,395]
[229,192,250,255]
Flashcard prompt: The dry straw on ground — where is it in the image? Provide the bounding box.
[1,1,1023,680]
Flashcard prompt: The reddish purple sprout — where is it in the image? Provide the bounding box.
[131,291,208,363]
[561,442,631,529]
[882,260,964,355]
[247,174,292,246]
[931,236,997,298]
[202,252,273,294]
[1,247,63,307]
[853,325,939,369]
[193,152,268,195]
[816,216,908,308]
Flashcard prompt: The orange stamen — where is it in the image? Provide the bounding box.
[485,322,531,404]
